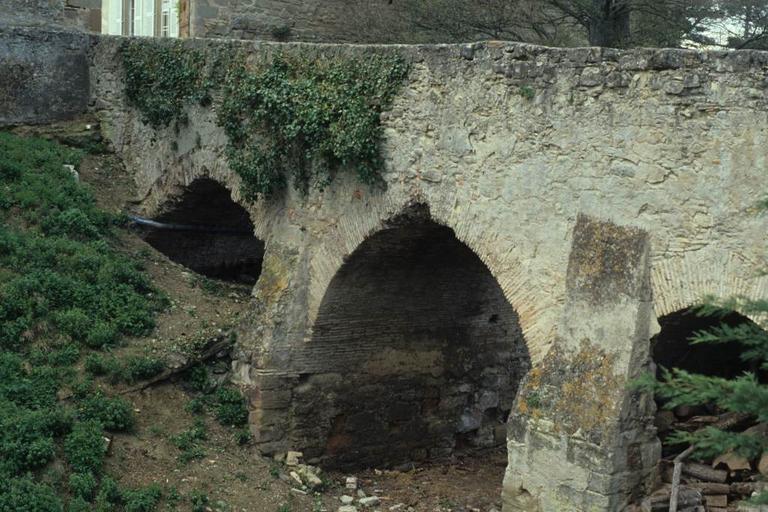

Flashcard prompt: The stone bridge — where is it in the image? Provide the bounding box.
[2,26,768,511]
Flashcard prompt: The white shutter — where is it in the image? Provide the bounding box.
[170,0,179,37]
[144,0,155,36]
[112,0,122,35]
[133,0,142,36]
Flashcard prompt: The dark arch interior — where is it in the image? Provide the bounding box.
[139,178,264,285]
[653,308,762,380]
[652,308,767,456]
[291,207,530,469]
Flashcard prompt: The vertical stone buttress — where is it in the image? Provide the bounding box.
[502,215,660,511]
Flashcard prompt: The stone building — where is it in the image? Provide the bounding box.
[1,0,101,31]
[101,0,181,37]
[98,0,403,42]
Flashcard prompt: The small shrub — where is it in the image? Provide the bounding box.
[64,420,107,474]
[83,354,117,377]
[519,85,535,100]
[93,477,122,512]
[122,484,162,512]
[122,356,165,383]
[184,398,205,415]
[218,53,409,198]
[183,365,213,393]
[171,419,207,463]
[190,490,208,512]
[233,428,252,446]
[77,392,134,432]
[67,497,90,512]
[0,476,63,512]
[68,471,98,500]
[213,387,248,427]
[83,322,119,349]
[30,344,80,367]
[166,487,181,507]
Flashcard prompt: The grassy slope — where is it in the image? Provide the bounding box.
[0,133,250,512]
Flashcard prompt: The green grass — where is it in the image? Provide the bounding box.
[0,132,167,511]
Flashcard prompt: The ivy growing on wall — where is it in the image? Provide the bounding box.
[122,41,209,128]
[120,42,409,198]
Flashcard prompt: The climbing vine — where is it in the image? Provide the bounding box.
[217,53,409,198]
[122,40,209,128]
[120,42,409,198]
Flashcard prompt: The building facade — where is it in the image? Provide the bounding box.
[101,0,181,37]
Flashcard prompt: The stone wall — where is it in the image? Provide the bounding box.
[3,26,768,510]
[0,28,90,125]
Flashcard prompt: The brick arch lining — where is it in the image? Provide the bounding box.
[291,204,531,468]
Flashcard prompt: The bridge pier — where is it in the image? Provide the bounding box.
[502,215,660,512]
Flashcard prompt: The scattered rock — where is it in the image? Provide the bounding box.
[289,471,303,486]
[713,452,751,471]
[759,453,768,476]
[338,506,358,512]
[357,489,366,498]
[340,496,354,504]
[345,476,358,490]
[286,451,303,466]
[63,164,78,181]
[358,496,380,508]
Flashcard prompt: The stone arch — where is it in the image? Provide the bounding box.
[651,251,768,327]
[307,198,555,363]
[135,176,266,285]
[289,203,531,468]
[138,163,274,243]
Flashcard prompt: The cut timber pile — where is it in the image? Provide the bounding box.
[638,408,768,512]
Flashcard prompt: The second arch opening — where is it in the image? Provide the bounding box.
[288,206,531,468]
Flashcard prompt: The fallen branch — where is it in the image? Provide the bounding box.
[119,335,233,395]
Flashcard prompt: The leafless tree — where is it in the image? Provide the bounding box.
[341,0,767,49]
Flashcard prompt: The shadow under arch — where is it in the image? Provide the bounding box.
[137,177,265,285]
[290,204,531,468]
[652,307,768,457]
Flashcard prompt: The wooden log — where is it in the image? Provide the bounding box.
[641,489,702,512]
[704,495,728,508]
[676,416,719,432]
[682,463,728,483]
[684,482,730,495]
[730,482,758,495]
[712,412,754,432]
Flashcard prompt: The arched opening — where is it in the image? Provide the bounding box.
[291,206,530,469]
[652,308,767,457]
[137,178,264,284]
[653,308,762,381]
